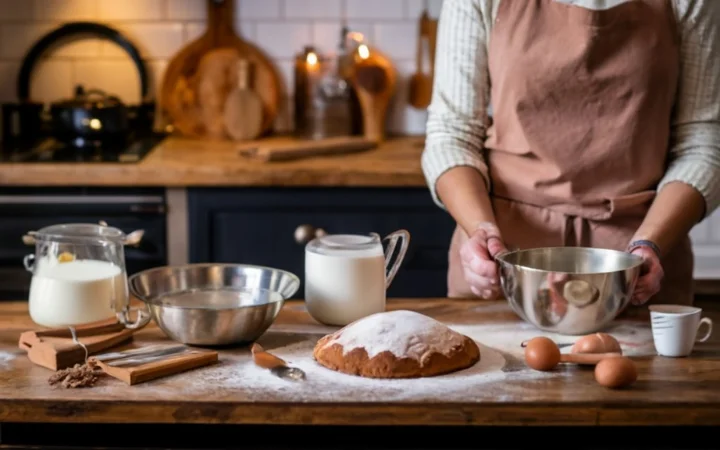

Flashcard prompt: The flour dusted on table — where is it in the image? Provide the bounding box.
[313,310,481,378]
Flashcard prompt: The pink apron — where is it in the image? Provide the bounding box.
[448,0,694,306]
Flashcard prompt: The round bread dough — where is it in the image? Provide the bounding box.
[313,310,480,378]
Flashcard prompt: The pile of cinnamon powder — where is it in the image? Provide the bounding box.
[48,360,103,388]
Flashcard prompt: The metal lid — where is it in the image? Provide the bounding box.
[31,223,126,244]
[305,233,382,256]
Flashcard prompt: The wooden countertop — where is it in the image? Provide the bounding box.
[0,298,718,426]
[0,136,426,187]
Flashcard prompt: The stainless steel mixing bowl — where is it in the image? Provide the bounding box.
[128,263,300,346]
[496,247,643,335]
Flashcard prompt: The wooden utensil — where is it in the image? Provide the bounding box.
[349,46,396,143]
[239,136,376,162]
[93,345,218,385]
[224,58,264,141]
[18,318,136,371]
[160,0,281,139]
[251,343,305,380]
[408,10,434,109]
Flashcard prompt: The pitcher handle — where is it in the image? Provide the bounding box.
[23,254,35,272]
[383,229,411,289]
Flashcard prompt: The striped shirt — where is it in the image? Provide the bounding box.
[421,0,720,217]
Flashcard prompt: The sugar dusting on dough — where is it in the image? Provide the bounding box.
[319,310,469,362]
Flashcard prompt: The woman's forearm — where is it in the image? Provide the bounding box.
[631,181,706,256]
[436,167,497,235]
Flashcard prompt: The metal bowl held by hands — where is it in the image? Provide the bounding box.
[496,247,643,336]
[128,264,300,346]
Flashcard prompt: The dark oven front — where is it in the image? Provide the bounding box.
[0,187,167,301]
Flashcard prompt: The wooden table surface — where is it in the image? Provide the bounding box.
[0,298,718,426]
[0,136,426,187]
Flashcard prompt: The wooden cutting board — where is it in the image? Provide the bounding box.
[160,0,281,139]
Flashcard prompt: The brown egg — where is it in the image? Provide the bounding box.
[524,337,560,371]
[571,332,622,355]
[594,356,637,389]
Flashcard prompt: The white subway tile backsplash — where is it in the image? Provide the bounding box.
[388,59,428,135]
[1,0,427,136]
[0,62,19,102]
[236,21,256,40]
[275,59,294,95]
[238,0,281,20]
[54,38,103,58]
[74,59,143,102]
[167,0,207,21]
[346,0,405,19]
[0,24,53,59]
[374,22,417,60]
[0,0,33,21]
[102,23,184,59]
[406,0,444,19]
[284,0,342,19]
[30,59,73,102]
[185,22,205,42]
[255,22,312,59]
[99,0,165,21]
[34,0,98,21]
[312,20,374,55]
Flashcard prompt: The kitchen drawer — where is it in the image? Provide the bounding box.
[188,188,455,298]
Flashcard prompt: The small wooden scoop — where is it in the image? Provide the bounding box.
[251,343,305,380]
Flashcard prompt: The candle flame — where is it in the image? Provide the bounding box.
[357,44,370,60]
[306,51,318,66]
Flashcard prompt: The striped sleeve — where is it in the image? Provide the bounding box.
[658,0,720,218]
[420,0,494,208]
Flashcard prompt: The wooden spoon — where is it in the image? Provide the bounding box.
[408,10,433,109]
[224,58,264,141]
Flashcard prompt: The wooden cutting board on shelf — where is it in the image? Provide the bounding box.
[159,0,281,139]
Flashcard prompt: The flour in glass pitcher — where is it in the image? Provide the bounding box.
[305,241,386,326]
[29,259,125,327]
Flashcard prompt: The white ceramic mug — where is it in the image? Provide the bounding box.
[649,305,713,357]
[304,230,410,326]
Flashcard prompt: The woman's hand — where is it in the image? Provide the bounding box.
[628,242,664,305]
[459,222,508,299]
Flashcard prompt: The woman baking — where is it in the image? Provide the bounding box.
[422,0,720,306]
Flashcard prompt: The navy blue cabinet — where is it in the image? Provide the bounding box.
[187,187,456,299]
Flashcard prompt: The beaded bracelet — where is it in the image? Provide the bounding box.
[628,239,661,259]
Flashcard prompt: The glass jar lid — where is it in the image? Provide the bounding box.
[31,223,126,244]
[306,233,381,256]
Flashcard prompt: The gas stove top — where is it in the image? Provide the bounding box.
[0,133,165,163]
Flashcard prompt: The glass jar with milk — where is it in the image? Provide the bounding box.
[23,223,151,329]
[304,230,410,326]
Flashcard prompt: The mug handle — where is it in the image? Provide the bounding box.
[695,317,713,343]
[382,229,411,289]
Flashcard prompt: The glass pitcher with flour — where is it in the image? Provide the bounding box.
[304,230,410,326]
[23,223,151,329]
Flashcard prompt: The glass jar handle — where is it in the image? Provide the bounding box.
[23,254,35,272]
[383,229,411,289]
[116,304,152,330]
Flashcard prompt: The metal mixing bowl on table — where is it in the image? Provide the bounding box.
[495,247,643,335]
[128,263,300,346]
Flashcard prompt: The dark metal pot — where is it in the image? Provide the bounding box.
[49,85,129,140]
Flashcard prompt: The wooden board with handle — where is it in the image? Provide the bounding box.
[160,0,281,139]
[18,318,136,371]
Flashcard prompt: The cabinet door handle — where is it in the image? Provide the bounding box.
[294,224,327,245]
